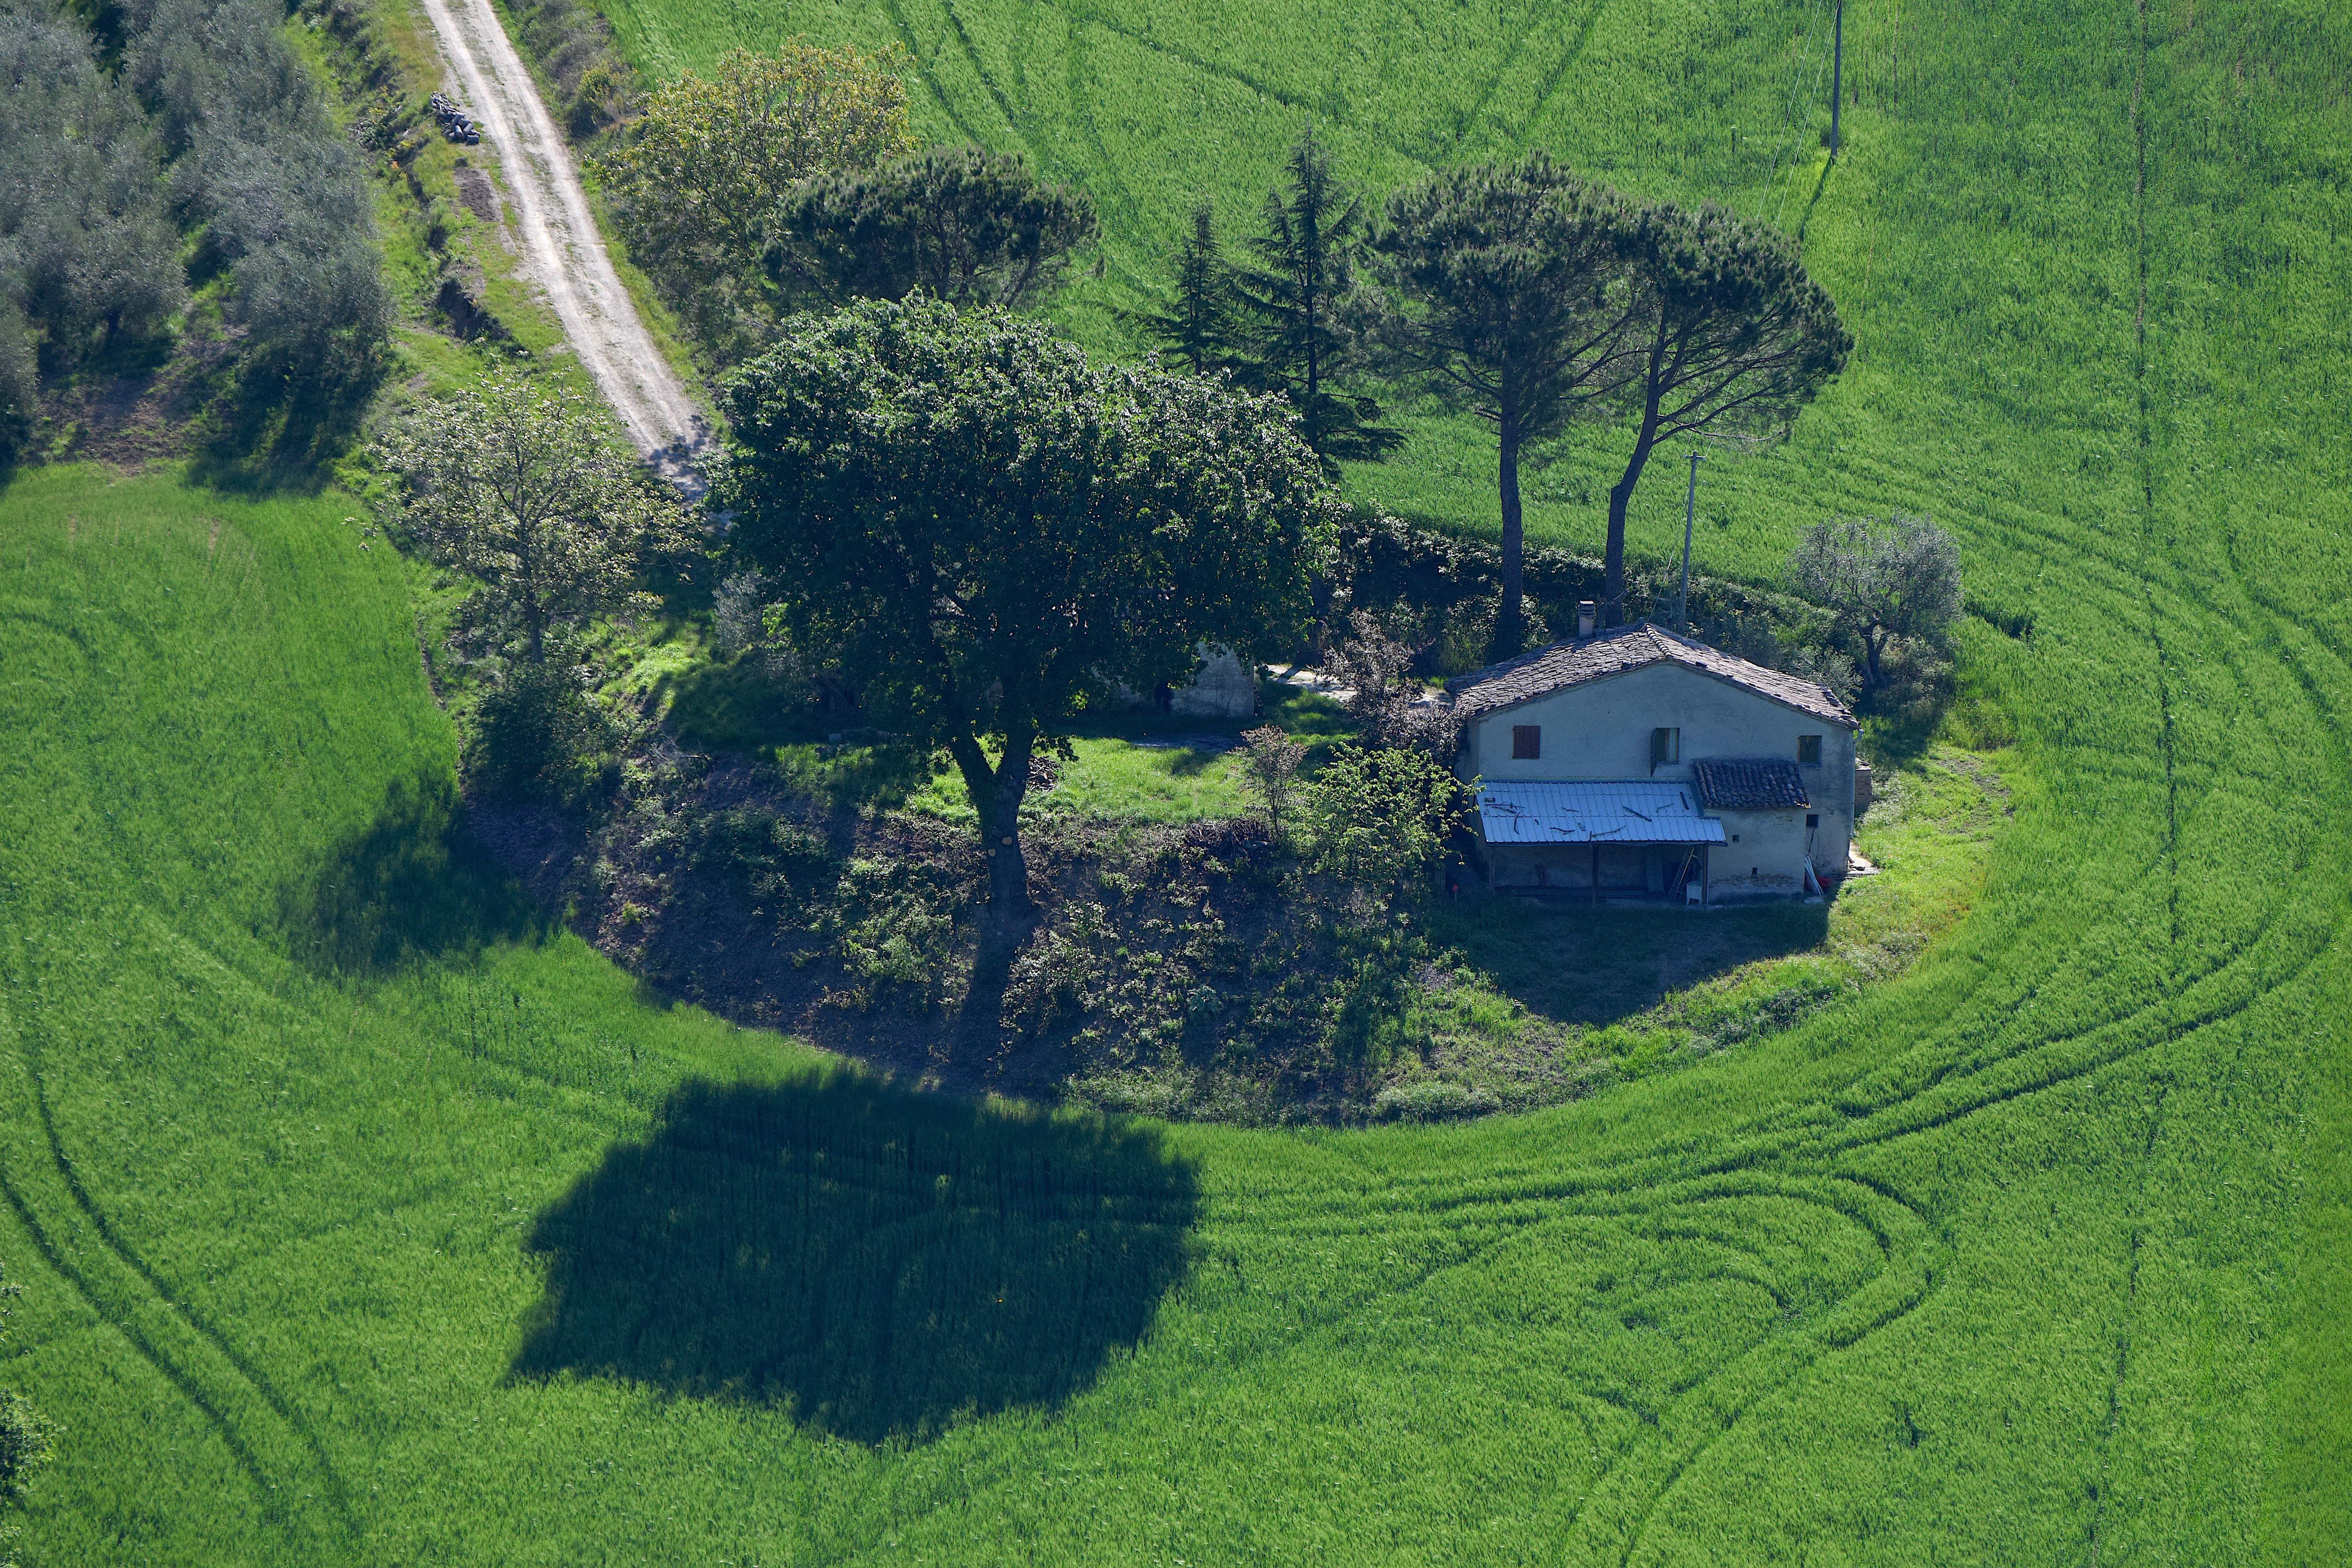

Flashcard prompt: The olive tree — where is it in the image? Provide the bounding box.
[1787,512,1962,697]
[375,369,690,665]
[717,297,1337,961]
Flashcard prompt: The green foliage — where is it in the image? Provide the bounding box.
[0,303,31,466]
[11,0,2352,1557]
[604,43,913,356]
[775,143,1100,310]
[1789,512,1964,704]
[1122,201,1238,374]
[691,804,835,900]
[465,661,624,806]
[1235,725,1305,835]
[1225,126,1401,466]
[376,368,691,665]
[1365,152,1640,652]
[0,1250,53,1568]
[718,296,1335,929]
[1595,200,1851,612]
[0,1,183,452]
[120,0,389,410]
[1299,742,1465,896]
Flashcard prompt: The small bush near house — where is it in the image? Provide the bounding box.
[1300,743,1469,900]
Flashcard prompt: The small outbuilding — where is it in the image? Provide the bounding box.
[1445,620,1859,902]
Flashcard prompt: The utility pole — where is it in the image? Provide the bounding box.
[1677,451,1702,632]
[1829,0,1845,155]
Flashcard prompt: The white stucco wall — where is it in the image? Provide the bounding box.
[1459,661,1857,896]
[1169,645,1257,718]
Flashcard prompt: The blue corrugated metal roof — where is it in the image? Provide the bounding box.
[1475,780,1727,845]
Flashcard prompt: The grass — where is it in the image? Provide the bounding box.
[1405,741,2016,1108]
[908,736,1249,823]
[4,0,2351,1560]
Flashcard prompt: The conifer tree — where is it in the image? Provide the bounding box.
[1366,153,1642,657]
[1230,127,1401,467]
[1127,202,1238,374]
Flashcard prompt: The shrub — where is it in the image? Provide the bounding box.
[693,806,834,899]
[0,3,184,408]
[465,663,622,806]
[1370,1079,1498,1122]
[1323,611,1458,753]
[1183,814,1277,864]
[1301,743,1468,899]
[1003,905,1107,1030]
[1236,725,1307,835]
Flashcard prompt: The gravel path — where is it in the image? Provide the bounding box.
[415,0,709,488]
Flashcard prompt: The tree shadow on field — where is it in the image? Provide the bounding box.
[279,771,550,975]
[510,1074,1200,1445]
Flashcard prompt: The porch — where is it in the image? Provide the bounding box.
[1470,781,1724,904]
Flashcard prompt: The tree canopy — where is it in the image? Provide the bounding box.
[1788,512,1962,697]
[717,296,1338,955]
[376,369,689,666]
[1365,152,1642,656]
[1599,202,1850,619]
[1125,201,1240,375]
[605,43,913,353]
[773,144,1098,311]
[1229,127,1401,466]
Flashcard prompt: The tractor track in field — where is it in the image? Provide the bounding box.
[414,0,708,488]
[0,1008,357,1548]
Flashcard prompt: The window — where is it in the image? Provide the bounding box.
[1511,725,1541,760]
[1806,813,1820,829]
[1798,733,1822,765]
[1650,726,1680,770]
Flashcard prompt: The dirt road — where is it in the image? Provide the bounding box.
[415,0,708,488]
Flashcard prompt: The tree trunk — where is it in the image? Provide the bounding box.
[1604,414,1661,629]
[958,730,1038,971]
[1491,409,1526,661]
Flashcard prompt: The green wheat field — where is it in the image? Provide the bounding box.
[2,0,2349,1561]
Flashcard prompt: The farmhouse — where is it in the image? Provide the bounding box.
[1446,617,1859,902]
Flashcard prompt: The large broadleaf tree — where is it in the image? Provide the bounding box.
[717,297,1338,962]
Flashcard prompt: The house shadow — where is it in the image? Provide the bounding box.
[1430,894,1836,1028]
[278,770,549,976]
[509,1073,1200,1445]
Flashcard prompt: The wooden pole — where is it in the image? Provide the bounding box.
[1830,0,1845,154]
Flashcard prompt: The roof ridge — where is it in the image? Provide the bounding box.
[1442,620,1854,726]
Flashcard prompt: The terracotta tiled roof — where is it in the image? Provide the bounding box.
[1693,758,1811,810]
[1442,623,1856,726]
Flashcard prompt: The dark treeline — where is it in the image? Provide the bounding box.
[120,0,389,407]
[0,0,182,458]
[0,0,387,464]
